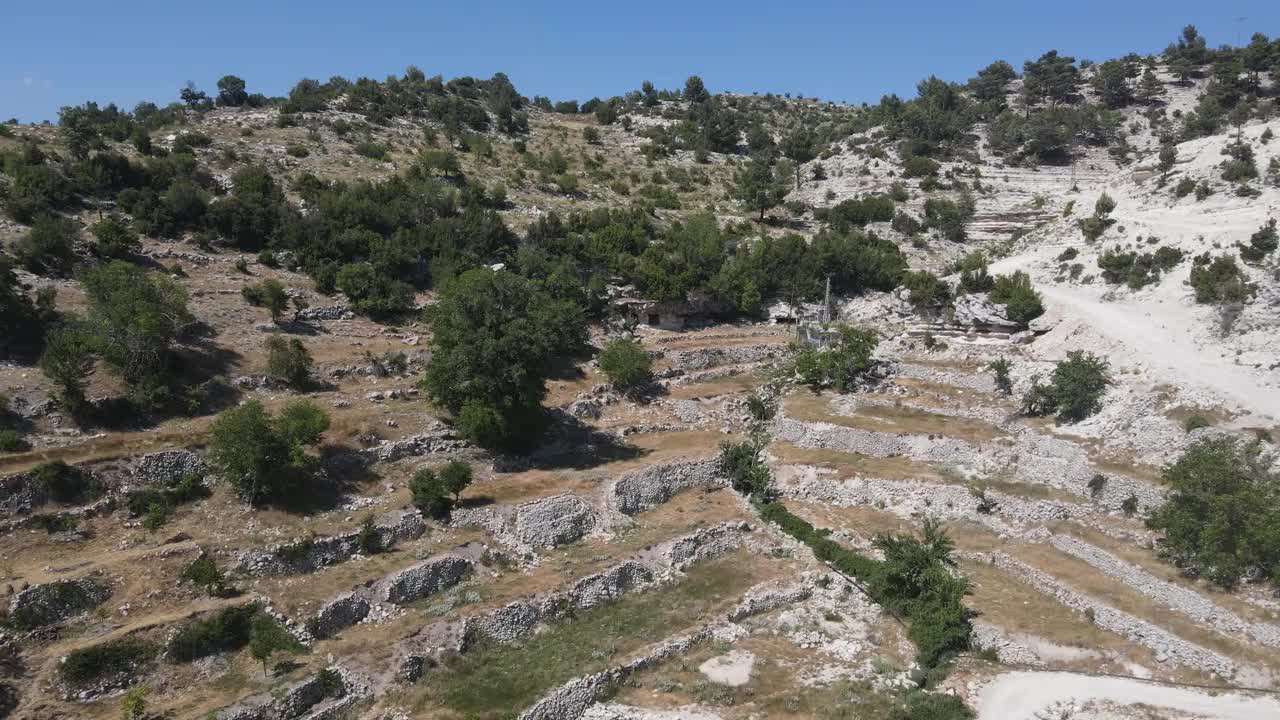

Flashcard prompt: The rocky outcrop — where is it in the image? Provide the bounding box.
[234,511,426,576]
[7,578,111,629]
[0,473,44,515]
[952,293,1021,329]
[376,555,471,605]
[306,592,372,640]
[296,305,354,322]
[606,459,723,516]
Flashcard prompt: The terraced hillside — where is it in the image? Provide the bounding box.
[2,26,1280,720]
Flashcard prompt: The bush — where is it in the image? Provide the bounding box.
[180,555,232,596]
[793,325,879,393]
[923,194,974,242]
[438,460,473,502]
[718,440,775,501]
[354,140,391,161]
[59,638,156,685]
[1239,219,1277,264]
[987,358,1012,395]
[249,612,303,673]
[124,473,208,517]
[167,604,260,662]
[901,156,941,178]
[1020,350,1111,423]
[900,271,950,309]
[1147,437,1280,588]
[264,336,313,388]
[1188,253,1251,304]
[32,460,101,504]
[892,691,973,720]
[827,195,895,228]
[988,271,1043,323]
[1183,414,1210,432]
[1173,177,1197,197]
[335,263,413,317]
[597,338,652,394]
[0,429,26,452]
[15,216,79,274]
[285,143,310,158]
[89,215,140,259]
[39,325,97,413]
[241,278,289,322]
[410,468,450,518]
[80,261,191,388]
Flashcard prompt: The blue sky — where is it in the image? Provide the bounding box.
[4,1,1276,123]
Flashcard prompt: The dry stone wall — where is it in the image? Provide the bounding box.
[234,511,425,576]
[607,459,724,516]
[7,578,111,629]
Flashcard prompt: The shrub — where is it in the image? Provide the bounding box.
[901,156,941,178]
[90,215,141,259]
[32,460,101,504]
[597,338,653,394]
[892,691,973,720]
[15,215,79,274]
[80,261,191,389]
[987,358,1012,395]
[285,143,310,158]
[1088,473,1107,497]
[241,278,289,322]
[1239,219,1277,264]
[718,440,775,501]
[410,468,450,518]
[39,325,97,413]
[181,555,231,596]
[335,263,413,317]
[954,252,993,293]
[1147,437,1280,588]
[828,195,895,228]
[249,612,303,673]
[793,325,878,393]
[891,211,923,235]
[124,473,209,517]
[923,194,975,242]
[265,336,313,388]
[988,271,1044,323]
[0,429,26,452]
[1020,350,1111,423]
[356,517,383,555]
[354,140,391,160]
[1056,247,1079,262]
[1188,253,1251,304]
[1183,414,1210,432]
[900,271,951,309]
[59,638,156,686]
[167,604,260,662]
[1173,177,1197,197]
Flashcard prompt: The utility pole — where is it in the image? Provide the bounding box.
[823,275,832,326]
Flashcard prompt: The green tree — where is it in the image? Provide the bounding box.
[793,325,879,392]
[780,128,817,190]
[208,399,329,503]
[988,271,1044,323]
[597,337,653,394]
[409,468,450,518]
[1090,59,1135,109]
[248,612,302,675]
[39,324,97,413]
[1022,50,1080,108]
[1137,68,1166,105]
[967,60,1018,110]
[264,336,313,388]
[1021,350,1111,423]
[243,278,289,322]
[216,75,249,107]
[439,460,473,504]
[57,104,100,161]
[732,156,786,222]
[80,261,191,387]
[683,75,710,103]
[1147,437,1280,588]
[421,268,585,450]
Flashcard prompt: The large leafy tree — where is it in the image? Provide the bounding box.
[80,261,191,387]
[421,268,585,450]
[208,399,329,503]
[1147,438,1280,589]
[1022,50,1080,108]
[215,76,249,107]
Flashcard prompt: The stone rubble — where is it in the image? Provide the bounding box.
[233,511,426,576]
[376,555,472,605]
[7,578,112,629]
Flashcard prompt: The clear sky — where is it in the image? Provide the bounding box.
[4,1,1276,123]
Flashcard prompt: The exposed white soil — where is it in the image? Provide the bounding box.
[978,671,1280,720]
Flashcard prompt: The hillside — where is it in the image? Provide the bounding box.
[0,24,1279,720]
